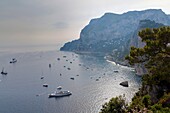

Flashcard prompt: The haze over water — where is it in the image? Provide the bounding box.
[0,45,141,113]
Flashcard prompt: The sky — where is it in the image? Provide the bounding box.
[0,0,170,47]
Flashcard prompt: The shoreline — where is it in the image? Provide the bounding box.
[60,50,144,76]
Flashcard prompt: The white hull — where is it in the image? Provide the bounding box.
[49,91,72,98]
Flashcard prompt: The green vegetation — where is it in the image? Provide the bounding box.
[100,27,170,113]
[100,95,127,113]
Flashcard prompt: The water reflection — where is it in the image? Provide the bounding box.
[0,50,141,113]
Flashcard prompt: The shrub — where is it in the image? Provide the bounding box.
[100,95,127,113]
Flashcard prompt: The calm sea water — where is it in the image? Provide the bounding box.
[0,45,141,113]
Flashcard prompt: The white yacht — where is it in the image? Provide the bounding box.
[49,91,72,98]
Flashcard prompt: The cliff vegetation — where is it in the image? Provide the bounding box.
[100,27,170,113]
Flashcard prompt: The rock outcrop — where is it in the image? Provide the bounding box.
[120,81,129,87]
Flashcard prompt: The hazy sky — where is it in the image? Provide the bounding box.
[0,0,170,47]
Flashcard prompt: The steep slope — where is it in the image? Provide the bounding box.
[60,9,170,59]
[130,20,165,75]
[130,19,165,48]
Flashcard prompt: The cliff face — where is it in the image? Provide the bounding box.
[130,19,165,48]
[60,9,170,60]
[130,20,165,76]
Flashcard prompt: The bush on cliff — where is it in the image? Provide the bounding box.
[100,27,170,113]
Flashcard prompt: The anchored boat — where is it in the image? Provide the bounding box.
[49,91,72,98]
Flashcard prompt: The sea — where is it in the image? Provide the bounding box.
[0,44,141,113]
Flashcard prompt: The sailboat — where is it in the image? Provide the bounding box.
[40,70,44,79]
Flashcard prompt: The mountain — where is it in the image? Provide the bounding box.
[60,9,170,60]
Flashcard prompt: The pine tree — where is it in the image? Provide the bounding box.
[126,27,170,87]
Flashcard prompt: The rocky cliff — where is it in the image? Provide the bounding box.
[60,9,170,60]
[130,19,165,48]
[130,20,165,75]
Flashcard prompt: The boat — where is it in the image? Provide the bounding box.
[49,91,72,98]
[1,68,7,75]
[57,86,62,90]
[114,70,119,73]
[49,64,51,68]
[43,84,48,87]
[41,71,44,79]
[1,71,7,75]
[70,77,74,80]
[10,58,17,64]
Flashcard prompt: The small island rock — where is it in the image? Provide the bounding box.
[120,81,128,87]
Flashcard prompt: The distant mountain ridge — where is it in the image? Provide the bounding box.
[60,9,170,60]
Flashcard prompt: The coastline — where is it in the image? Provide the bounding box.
[104,56,145,76]
[61,50,145,77]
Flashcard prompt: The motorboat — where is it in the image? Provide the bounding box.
[114,70,119,73]
[10,58,17,64]
[1,68,7,75]
[70,77,74,80]
[49,91,72,98]
[41,71,44,79]
[57,86,62,90]
[1,71,7,75]
[43,84,48,87]
[49,64,51,68]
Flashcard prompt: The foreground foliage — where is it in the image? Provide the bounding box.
[100,95,127,113]
[100,27,170,113]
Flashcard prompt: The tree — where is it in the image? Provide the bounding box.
[142,95,151,108]
[100,27,170,113]
[100,95,127,113]
[125,27,170,87]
